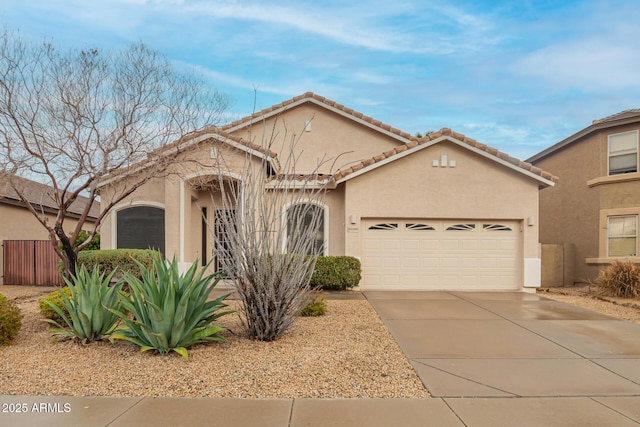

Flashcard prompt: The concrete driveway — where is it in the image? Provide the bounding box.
[365,290,640,424]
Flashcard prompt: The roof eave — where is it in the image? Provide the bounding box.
[527,113,640,163]
[224,96,416,145]
[336,135,556,188]
[0,196,99,221]
[97,131,279,189]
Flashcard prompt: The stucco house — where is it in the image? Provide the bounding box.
[0,175,99,285]
[99,92,557,291]
[528,109,640,284]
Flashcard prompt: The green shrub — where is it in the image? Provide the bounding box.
[61,249,159,281]
[44,265,124,342]
[39,287,73,324]
[60,230,100,252]
[112,255,232,360]
[596,260,640,298]
[74,230,101,251]
[310,256,361,290]
[299,291,327,317]
[0,293,6,304]
[0,296,23,345]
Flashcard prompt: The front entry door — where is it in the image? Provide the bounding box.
[214,209,236,277]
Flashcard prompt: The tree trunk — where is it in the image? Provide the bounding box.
[55,224,77,279]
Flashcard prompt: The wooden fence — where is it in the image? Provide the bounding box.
[2,240,62,286]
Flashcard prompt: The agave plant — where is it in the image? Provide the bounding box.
[44,265,123,343]
[111,255,232,360]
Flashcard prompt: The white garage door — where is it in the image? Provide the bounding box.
[361,219,521,290]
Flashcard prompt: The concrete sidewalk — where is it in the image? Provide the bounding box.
[1,395,639,426]
[2,291,640,426]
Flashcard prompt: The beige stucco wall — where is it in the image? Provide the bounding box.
[325,187,345,256]
[342,141,543,289]
[101,103,406,266]
[535,123,640,283]
[100,176,167,253]
[99,99,548,291]
[101,139,330,272]
[535,134,601,282]
[541,243,575,287]
[230,103,402,174]
[0,203,92,285]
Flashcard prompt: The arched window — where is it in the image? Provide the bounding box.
[286,203,326,255]
[117,206,165,254]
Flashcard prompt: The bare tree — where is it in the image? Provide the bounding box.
[197,122,332,341]
[0,29,228,276]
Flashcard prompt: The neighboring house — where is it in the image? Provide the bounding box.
[528,109,640,284]
[0,175,100,285]
[99,92,557,291]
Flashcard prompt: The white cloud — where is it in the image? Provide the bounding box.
[97,0,506,56]
[511,1,640,92]
[515,38,640,91]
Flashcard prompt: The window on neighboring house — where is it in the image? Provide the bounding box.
[608,215,638,257]
[286,203,326,255]
[608,131,638,175]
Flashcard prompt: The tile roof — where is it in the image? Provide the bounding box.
[157,126,278,159]
[528,108,640,163]
[104,92,558,187]
[100,127,280,186]
[222,92,418,143]
[332,128,559,184]
[222,92,556,185]
[592,109,640,124]
[0,174,100,219]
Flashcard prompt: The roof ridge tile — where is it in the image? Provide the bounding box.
[593,108,640,124]
[222,92,417,143]
[333,126,559,183]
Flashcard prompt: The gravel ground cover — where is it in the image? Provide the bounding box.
[3,284,639,399]
[0,286,427,398]
[538,285,640,324]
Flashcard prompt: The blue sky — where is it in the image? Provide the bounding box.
[1,0,639,160]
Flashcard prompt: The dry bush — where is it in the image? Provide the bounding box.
[201,121,333,341]
[596,260,640,298]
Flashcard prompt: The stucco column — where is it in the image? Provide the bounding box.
[164,177,181,261]
[523,217,542,290]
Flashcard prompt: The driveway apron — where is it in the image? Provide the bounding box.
[364,291,640,398]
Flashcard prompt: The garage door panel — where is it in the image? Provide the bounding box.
[361,255,382,266]
[420,240,440,250]
[362,239,381,250]
[383,257,401,268]
[441,257,463,268]
[500,239,518,250]
[461,239,480,250]
[481,240,498,250]
[402,257,420,268]
[420,258,440,268]
[462,257,480,268]
[497,258,518,269]
[361,219,520,290]
[382,240,401,250]
[442,240,460,250]
[481,257,498,268]
[402,239,421,250]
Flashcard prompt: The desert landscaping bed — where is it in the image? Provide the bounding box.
[538,285,640,324]
[0,286,427,399]
[3,285,639,399]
